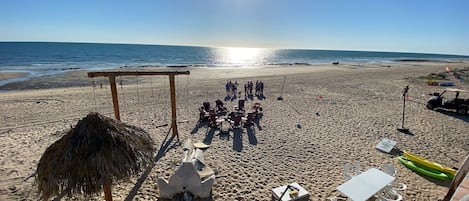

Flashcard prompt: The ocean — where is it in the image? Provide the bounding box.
[1,42,469,87]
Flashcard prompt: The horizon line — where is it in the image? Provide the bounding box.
[1,40,468,57]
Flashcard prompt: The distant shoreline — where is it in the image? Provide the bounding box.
[0,64,346,90]
[393,59,465,63]
[2,60,469,91]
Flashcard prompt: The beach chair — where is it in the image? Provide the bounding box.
[208,110,222,129]
[381,164,396,177]
[243,112,256,128]
[203,101,211,111]
[343,162,370,181]
[199,102,212,122]
[253,102,263,112]
[237,99,245,112]
[219,118,230,137]
[376,164,405,201]
[376,187,403,201]
[381,164,407,192]
[231,115,243,129]
[215,99,227,114]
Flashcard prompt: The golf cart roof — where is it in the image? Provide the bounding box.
[445,88,469,93]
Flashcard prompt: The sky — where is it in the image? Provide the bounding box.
[0,0,468,55]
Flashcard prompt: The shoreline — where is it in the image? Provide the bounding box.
[2,60,468,91]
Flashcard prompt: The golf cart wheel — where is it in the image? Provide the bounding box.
[457,107,467,115]
[426,103,435,110]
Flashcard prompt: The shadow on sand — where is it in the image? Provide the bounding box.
[232,129,243,152]
[203,128,217,145]
[246,127,258,145]
[191,121,207,134]
[397,128,414,136]
[256,94,266,100]
[124,129,180,201]
[254,113,263,131]
[435,109,469,123]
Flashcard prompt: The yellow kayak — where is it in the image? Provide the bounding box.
[403,151,456,177]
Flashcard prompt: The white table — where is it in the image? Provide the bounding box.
[337,168,395,201]
[272,182,309,201]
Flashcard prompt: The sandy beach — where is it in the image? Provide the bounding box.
[1,61,468,200]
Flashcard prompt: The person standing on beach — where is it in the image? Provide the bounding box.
[260,81,264,96]
[244,83,248,97]
[226,81,231,97]
[255,80,259,95]
[232,81,238,98]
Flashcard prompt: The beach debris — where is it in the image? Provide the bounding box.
[316,112,320,116]
[438,81,455,86]
[156,123,169,128]
[296,124,302,129]
[316,95,323,101]
[35,112,155,201]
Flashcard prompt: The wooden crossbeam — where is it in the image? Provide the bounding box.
[88,71,190,78]
[87,70,190,138]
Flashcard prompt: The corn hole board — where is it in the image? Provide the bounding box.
[376,138,397,153]
[271,182,309,201]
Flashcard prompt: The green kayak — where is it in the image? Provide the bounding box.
[397,156,450,181]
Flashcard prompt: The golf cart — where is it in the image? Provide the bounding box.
[426,88,469,115]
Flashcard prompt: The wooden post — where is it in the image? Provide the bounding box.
[87,70,189,126]
[443,155,469,201]
[104,182,113,201]
[109,76,121,121]
[169,74,178,138]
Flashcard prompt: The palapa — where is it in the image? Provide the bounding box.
[35,112,155,201]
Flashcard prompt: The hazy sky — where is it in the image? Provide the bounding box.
[1,0,468,55]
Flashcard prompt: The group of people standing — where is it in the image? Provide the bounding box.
[225,80,264,99]
[244,80,264,97]
[225,80,240,98]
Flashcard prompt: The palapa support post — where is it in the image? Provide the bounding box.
[88,70,190,138]
[104,182,113,201]
[109,76,121,121]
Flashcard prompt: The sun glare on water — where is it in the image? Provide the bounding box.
[216,47,268,66]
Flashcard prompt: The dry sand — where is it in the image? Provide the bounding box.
[0,61,468,201]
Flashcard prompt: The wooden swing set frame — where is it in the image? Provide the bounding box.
[88,70,190,138]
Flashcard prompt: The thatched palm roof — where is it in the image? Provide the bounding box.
[36,112,155,200]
